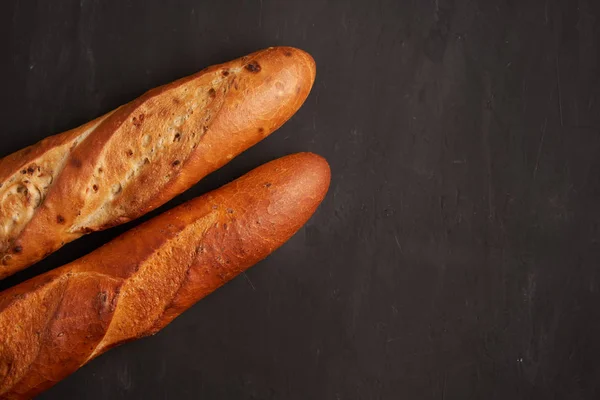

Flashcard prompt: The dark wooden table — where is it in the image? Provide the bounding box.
[1,1,599,399]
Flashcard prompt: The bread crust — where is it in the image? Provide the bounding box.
[0,153,330,399]
[0,47,316,279]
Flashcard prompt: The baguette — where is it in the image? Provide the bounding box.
[0,152,330,399]
[0,46,316,279]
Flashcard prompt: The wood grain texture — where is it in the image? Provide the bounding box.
[0,153,330,399]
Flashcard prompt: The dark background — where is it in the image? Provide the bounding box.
[1,0,600,399]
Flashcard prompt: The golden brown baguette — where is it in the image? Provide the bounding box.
[0,46,316,279]
[0,152,330,399]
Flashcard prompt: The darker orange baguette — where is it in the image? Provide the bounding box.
[0,46,316,279]
[0,153,330,399]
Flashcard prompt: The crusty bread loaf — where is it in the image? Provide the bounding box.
[0,46,316,279]
[0,153,330,399]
